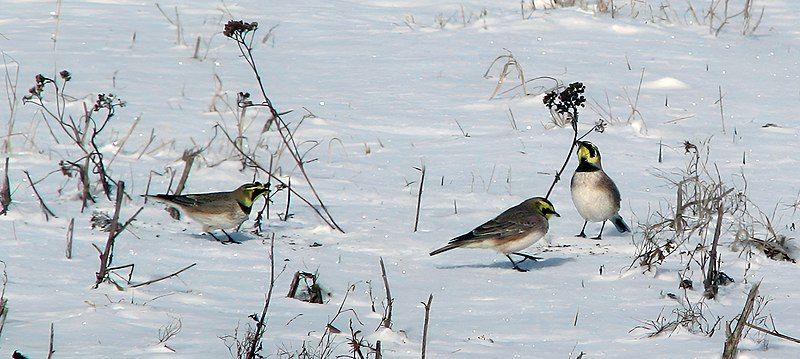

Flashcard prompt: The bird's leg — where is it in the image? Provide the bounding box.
[506,255,528,272]
[512,252,542,262]
[208,232,226,243]
[577,221,588,238]
[591,221,606,240]
[220,229,242,244]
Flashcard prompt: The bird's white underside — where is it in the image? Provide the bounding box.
[571,171,619,222]
[461,228,547,254]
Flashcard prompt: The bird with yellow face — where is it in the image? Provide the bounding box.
[146,182,269,244]
[570,141,630,239]
[430,197,560,271]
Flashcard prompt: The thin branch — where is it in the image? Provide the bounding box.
[723,282,761,358]
[744,322,800,344]
[704,194,725,299]
[246,233,276,359]
[223,22,343,233]
[23,170,56,220]
[421,294,433,359]
[216,124,341,232]
[47,322,54,359]
[95,180,125,287]
[379,257,393,330]
[65,218,74,259]
[413,166,425,232]
[131,263,197,288]
[0,157,10,215]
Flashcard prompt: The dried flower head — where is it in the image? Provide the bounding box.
[22,74,51,101]
[593,119,607,133]
[237,91,253,107]
[683,141,698,154]
[59,70,72,81]
[543,81,586,115]
[223,20,258,38]
[92,93,125,112]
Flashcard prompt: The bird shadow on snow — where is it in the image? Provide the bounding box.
[191,231,256,244]
[436,256,576,271]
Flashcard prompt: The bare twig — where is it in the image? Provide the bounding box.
[47,323,55,359]
[106,114,141,169]
[704,195,725,299]
[95,180,125,287]
[281,177,291,221]
[223,21,343,233]
[286,271,323,304]
[0,157,10,215]
[24,170,56,220]
[744,322,800,344]
[65,218,74,259]
[216,124,341,232]
[485,50,529,99]
[245,233,276,359]
[421,294,433,359]
[413,166,425,232]
[175,149,200,196]
[379,257,393,330]
[0,261,7,340]
[130,263,197,288]
[723,283,761,358]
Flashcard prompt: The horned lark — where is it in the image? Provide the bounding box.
[430,197,559,272]
[146,182,269,243]
[570,141,630,239]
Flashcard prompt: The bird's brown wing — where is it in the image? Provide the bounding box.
[152,194,201,208]
[599,172,622,205]
[450,204,538,243]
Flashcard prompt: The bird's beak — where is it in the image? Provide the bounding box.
[552,211,561,217]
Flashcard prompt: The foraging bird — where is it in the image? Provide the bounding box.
[146,182,269,243]
[570,141,630,239]
[430,197,560,271]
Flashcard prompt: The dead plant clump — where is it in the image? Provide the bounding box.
[633,140,795,277]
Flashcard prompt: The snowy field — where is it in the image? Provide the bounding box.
[1,0,799,358]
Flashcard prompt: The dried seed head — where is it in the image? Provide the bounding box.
[223,20,258,38]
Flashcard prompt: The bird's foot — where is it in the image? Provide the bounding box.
[512,252,542,262]
[576,232,587,238]
[512,265,529,272]
[590,235,602,240]
[209,232,241,245]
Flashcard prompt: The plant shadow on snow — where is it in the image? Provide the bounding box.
[436,256,576,271]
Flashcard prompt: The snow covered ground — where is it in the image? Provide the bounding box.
[1,0,799,357]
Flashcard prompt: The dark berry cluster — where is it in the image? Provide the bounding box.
[543,82,586,115]
[223,20,258,38]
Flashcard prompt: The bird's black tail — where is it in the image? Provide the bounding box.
[611,214,630,233]
[429,243,461,256]
[430,232,476,256]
